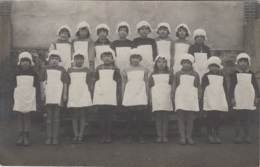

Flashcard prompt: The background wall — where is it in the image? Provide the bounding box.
[12,1,244,50]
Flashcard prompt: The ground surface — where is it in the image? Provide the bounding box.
[0,119,259,167]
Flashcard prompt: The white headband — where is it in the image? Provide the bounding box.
[96,24,110,35]
[76,21,91,35]
[46,50,61,61]
[207,56,223,69]
[180,54,195,64]
[57,25,72,37]
[116,21,131,34]
[136,21,153,33]
[17,52,34,66]
[235,53,251,66]
[99,48,116,60]
[193,28,207,41]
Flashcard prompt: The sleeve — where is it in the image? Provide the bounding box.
[148,73,155,88]
[194,72,202,99]
[131,41,136,48]
[188,45,195,56]
[229,72,237,99]
[152,39,158,61]
[39,67,47,81]
[67,69,71,84]
[61,68,69,83]
[110,41,116,52]
[88,39,95,62]
[33,71,41,104]
[49,43,55,52]
[71,39,75,54]
[168,73,174,85]
[91,69,99,92]
[113,68,122,104]
[206,46,211,58]
[171,72,180,96]
[170,40,175,67]
[223,75,229,100]
[201,74,209,92]
[251,72,260,98]
[86,68,92,93]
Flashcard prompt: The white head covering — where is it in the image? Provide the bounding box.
[235,53,251,66]
[72,50,86,62]
[154,54,169,66]
[57,25,72,37]
[116,21,131,34]
[76,21,91,35]
[96,24,110,35]
[99,48,116,61]
[155,22,172,34]
[175,23,191,36]
[17,52,34,66]
[46,50,61,61]
[136,21,153,33]
[128,48,143,57]
[193,28,207,41]
[180,53,195,64]
[207,56,223,69]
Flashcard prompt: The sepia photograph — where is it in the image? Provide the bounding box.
[0,0,259,166]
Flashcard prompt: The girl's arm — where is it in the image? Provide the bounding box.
[152,39,158,61]
[229,72,237,106]
[144,69,150,104]
[88,39,96,71]
[40,81,45,102]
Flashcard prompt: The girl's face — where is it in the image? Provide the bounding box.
[139,26,150,37]
[158,27,168,38]
[195,35,205,44]
[98,29,108,40]
[208,64,220,74]
[130,55,141,66]
[156,58,167,70]
[118,27,128,39]
[79,27,89,38]
[59,30,70,41]
[238,59,249,70]
[181,60,192,71]
[49,56,60,67]
[74,55,84,67]
[177,28,187,39]
[20,59,31,70]
[101,53,113,64]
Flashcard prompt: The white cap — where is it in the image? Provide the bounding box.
[47,50,61,61]
[175,23,191,36]
[155,22,172,34]
[154,54,169,66]
[193,28,207,41]
[180,53,195,64]
[128,48,143,57]
[100,48,116,60]
[76,21,91,35]
[57,25,72,37]
[236,53,251,66]
[136,21,153,33]
[17,52,34,66]
[116,21,131,34]
[207,56,223,69]
[96,24,110,35]
[72,50,86,62]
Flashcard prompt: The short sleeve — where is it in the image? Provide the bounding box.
[39,67,47,81]
[60,67,69,83]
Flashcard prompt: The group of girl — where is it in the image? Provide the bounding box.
[13,21,259,146]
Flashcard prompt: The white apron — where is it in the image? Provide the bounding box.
[151,74,173,112]
[156,40,171,68]
[193,53,209,81]
[175,75,199,112]
[123,71,147,106]
[56,43,72,70]
[73,41,89,68]
[115,47,132,71]
[203,75,228,112]
[137,45,153,71]
[93,70,117,105]
[173,43,190,74]
[45,70,63,105]
[13,76,36,113]
[67,73,92,108]
[233,73,256,110]
[94,45,110,68]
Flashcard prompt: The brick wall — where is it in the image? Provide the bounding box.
[244,1,258,24]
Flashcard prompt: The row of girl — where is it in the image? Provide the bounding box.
[13,21,259,147]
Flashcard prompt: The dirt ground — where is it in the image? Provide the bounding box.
[0,117,259,167]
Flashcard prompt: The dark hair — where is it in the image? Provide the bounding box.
[59,28,71,38]
[49,54,61,62]
[74,54,85,59]
[129,54,142,64]
[101,52,113,59]
[176,26,189,37]
[238,58,249,65]
[118,26,129,34]
[20,58,32,64]
[137,26,151,33]
[97,28,108,36]
[208,63,220,68]
[154,57,169,72]
[157,26,170,35]
[181,59,192,65]
[76,27,90,38]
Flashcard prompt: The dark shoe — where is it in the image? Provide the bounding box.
[16,132,24,146]
[162,137,168,143]
[235,136,242,144]
[45,138,52,145]
[23,132,30,146]
[179,139,186,145]
[187,138,194,145]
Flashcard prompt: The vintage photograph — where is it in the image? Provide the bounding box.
[0,0,259,166]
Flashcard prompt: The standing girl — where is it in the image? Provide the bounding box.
[92,48,122,144]
[110,22,135,72]
[149,55,173,143]
[230,53,260,144]
[72,22,95,71]
[188,29,211,81]
[94,24,112,68]
[201,56,228,144]
[154,22,175,72]
[172,53,201,145]
[40,50,68,145]
[133,21,157,72]
[67,50,93,144]
[49,25,72,70]
[122,48,150,144]
[13,52,40,146]
[173,24,192,74]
